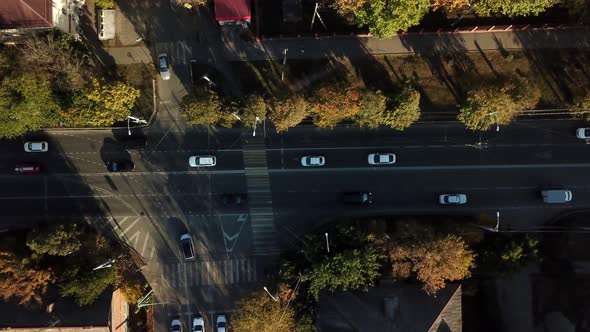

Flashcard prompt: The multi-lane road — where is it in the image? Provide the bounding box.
[1,119,589,328]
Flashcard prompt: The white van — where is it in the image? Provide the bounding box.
[542,189,572,204]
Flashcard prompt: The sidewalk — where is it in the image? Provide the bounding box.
[220,27,590,61]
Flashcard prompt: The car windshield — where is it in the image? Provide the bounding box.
[183,242,192,257]
[172,325,180,332]
[194,326,203,332]
[218,322,226,328]
[586,129,590,136]
[160,57,168,71]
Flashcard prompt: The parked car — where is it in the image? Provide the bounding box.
[220,193,247,206]
[171,319,182,332]
[180,233,195,261]
[159,53,171,81]
[342,192,373,205]
[541,189,572,203]
[189,155,216,167]
[216,315,227,332]
[192,316,204,332]
[106,160,135,172]
[368,153,396,165]
[439,194,467,205]
[14,163,41,174]
[301,156,325,167]
[577,128,590,139]
[24,141,48,152]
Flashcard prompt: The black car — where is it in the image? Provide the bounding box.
[106,160,135,172]
[220,193,247,205]
[342,192,373,205]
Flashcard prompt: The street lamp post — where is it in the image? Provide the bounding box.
[325,232,330,253]
[263,286,278,302]
[487,112,500,132]
[253,116,261,137]
[127,116,147,136]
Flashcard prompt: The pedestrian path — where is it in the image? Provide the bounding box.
[154,257,257,288]
[242,138,280,256]
[220,27,590,61]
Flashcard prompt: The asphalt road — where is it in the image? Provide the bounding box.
[2,119,590,328]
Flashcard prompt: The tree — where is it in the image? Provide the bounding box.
[458,75,540,131]
[476,234,539,275]
[180,87,236,127]
[114,256,148,304]
[61,79,139,127]
[388,222,475,295]
[310,86,360,128]
[95,0,115,9]
[382,86,421,130]
[22,33,88,93]
[355,90,388,128]
[431,0,471,11]
[239,95,268,128]
[26,223,82,257]
[0,250,54,305]
[233,284,297,332]
[269,95,309,132]
[305,246,384,300]
[571,92,590,121]
[0,74,60,138]
[346,0,430,38]
[59,267,114,306]
[474,0,559,16]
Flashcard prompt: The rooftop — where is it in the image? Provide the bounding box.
[0,0,53,30]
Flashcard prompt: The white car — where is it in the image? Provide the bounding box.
[301,156,325,167]
[159,53,170,81]
[192,316,204,332]
[189,155,216,167]
[368,153,396,165]
[439,194,467,205]
[576,128,590,139]
[24,141,48,152]
[216,315,227,332]
[171,319,182,332]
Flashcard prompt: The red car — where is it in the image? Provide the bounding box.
[15,163,41,174]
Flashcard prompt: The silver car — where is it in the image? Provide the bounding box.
[24,141,48,152]
[439,194,467,205]
[301,156,325,167]
[159,53,171,81]
[368,153,396,165]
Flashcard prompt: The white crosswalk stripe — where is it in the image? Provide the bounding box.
[157,40,193,65]
[157,257,257,288]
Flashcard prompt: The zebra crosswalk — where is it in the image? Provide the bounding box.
[155,257,257,288]
[156,40,195,65]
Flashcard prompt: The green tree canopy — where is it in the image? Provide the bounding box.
[239,94,268,127]
[61,79,139,127]
[458,75,540,131]
[114,256,148,304]
[180,87,236,127]
[26,223,82,257]
[339,0,430,38]
[0,250,55,305]
[355,90,388,128]
[233,284,297,332]
[387,222,475,295]
[476,234,539,275]
[269,95,309,132]
[382,85,421,130]
[474,0,559,16]
[0,74,60,138]
[59,267,114,306]
[305,246,384,300]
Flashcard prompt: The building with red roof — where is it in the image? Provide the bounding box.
[214,0,251,24]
